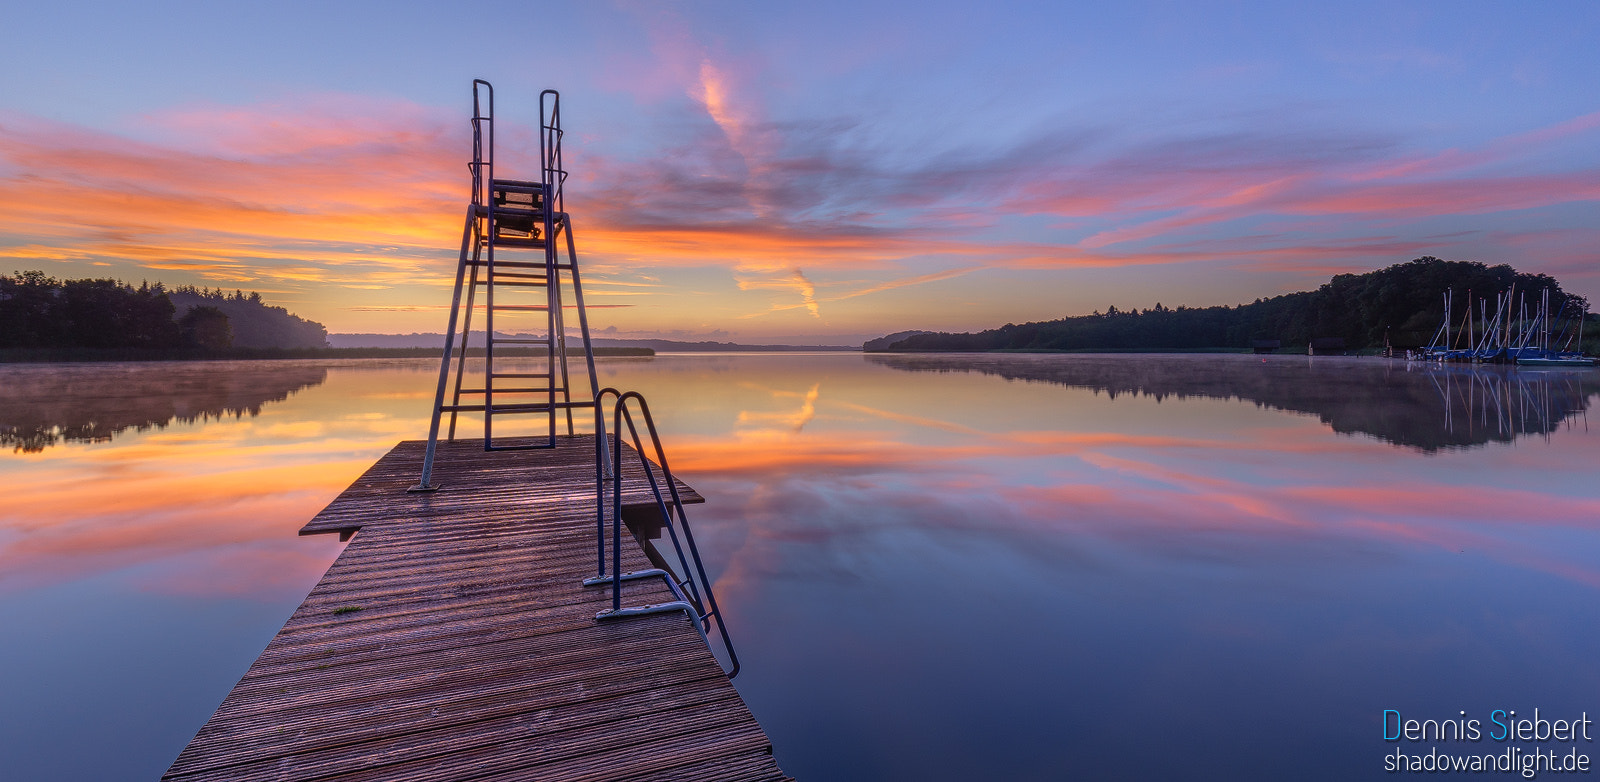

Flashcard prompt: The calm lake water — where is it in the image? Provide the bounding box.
[3,353,1598,780]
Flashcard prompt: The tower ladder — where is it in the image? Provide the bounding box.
[412,81,602,491]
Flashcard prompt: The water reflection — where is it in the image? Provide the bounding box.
[615,354,1600,779]
[0,360,419,781]
[0,361,328,452]
[5,354,1600,781]
[869,353,1598,451]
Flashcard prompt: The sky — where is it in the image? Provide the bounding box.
[3,1,1600,345]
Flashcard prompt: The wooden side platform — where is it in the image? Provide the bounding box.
[166,436,790,782]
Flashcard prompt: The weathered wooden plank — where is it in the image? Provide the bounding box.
[166,435,789,782]
[169,675,741,781]
[621,750,792,782]
[325,706,773,782]
[170,633,721,775]
[195,619,708,726]
[298,436,702,536]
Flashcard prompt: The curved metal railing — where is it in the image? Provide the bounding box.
[583,388,740,678]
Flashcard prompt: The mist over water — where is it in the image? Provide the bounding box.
[2,354,1597,780]
[1,361,329,452]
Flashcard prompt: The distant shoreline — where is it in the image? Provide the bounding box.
[867,346,1391,355]
[0,346,1400,364]
[870,346,1258,354]
[0,346,656,363]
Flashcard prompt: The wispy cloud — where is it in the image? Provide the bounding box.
[0,98,462,288]
[4,87,1600,329]
[742,265,982,318]
[738,268,820,317]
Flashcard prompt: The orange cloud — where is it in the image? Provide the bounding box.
[5,92,1600,335]
[0,108,463,287]
[697,60,743,152]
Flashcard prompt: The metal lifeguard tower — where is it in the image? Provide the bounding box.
[412,80,601,491]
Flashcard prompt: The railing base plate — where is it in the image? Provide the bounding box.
[582,569,667,588]
[596,601,696,622]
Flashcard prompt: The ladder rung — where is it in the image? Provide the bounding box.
[491,179,545,192]
[490,231,542,242]
[486,401,592,411]
[472,263,569,274]
[475,280,547,288]
[493,237,547,248]
[483,271,547,280]
[443,403,574,414]
[459,387,557,394]
[467,260,545,269]
[490,206,543,217]
[490,338,549,345]
[492,372,553,378]
[475,205,544,218]
[477,225,555,236]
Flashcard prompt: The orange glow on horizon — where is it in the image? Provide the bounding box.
[5,95,1600,334]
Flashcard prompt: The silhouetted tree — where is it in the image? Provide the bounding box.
[169,286,328,348]
[1,271,325,351]
[52,277,179,348]
[179,306,233,350]
[0,270,60,347]
[883,258,1584,353]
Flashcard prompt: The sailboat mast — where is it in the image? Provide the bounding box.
[1497,283,1510,347]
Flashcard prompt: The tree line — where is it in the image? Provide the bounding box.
[1,271,328,352]
[878,258,1593,353]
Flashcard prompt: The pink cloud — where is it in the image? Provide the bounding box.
[4,93,1600,306]
[0,103,464,286]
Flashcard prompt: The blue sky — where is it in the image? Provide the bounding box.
[4,1,1599,342]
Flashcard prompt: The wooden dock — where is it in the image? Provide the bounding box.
[165,436,790,782]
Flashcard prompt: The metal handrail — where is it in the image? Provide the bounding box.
[471,79,493,210]
[583,388,740,678]
[539,89,566,217]
[477,78,502,446]
[539,90,570,437]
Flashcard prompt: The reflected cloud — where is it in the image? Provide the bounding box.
[5,350,1600,782]
[0,442,364,595]
[682,422,1600,603]
[9,354,1585,608]
[595,354,1600,609]
[0,361,431,596]
[735,383,821,434]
